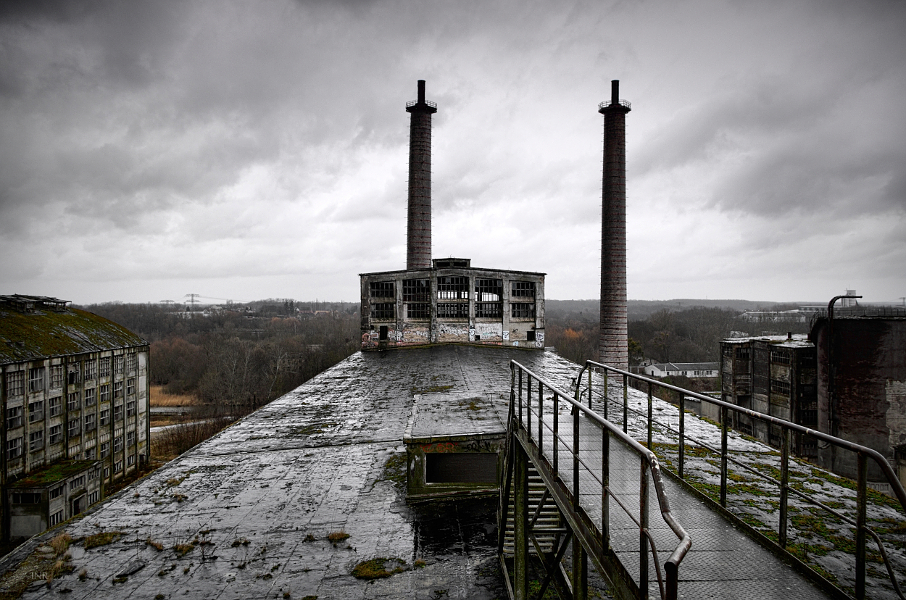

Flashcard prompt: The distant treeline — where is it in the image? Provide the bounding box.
[544,300,812,366]
[79,301,360,413]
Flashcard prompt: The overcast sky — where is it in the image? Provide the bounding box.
[2,0,904,306]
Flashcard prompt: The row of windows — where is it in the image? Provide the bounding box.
[5,354,139,396]
[8,383,137,432]
[8,425,139,459]
[370,279,537,301]
[373,302,536,320]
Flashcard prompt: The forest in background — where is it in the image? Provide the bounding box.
[80,300,361,415]
[544,299,813,367]
[81,297,816,411]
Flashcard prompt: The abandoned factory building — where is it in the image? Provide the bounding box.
[359,81,545,350]
[360,258,545,349]
[721,309,906,491]
[0,295,150,542]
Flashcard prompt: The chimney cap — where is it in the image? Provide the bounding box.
[406,79,437,112]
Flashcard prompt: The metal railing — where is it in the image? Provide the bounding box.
[501,360,690,600]
[575,359,906,600]
[599,99,632,110]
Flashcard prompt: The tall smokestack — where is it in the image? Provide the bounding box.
[406,80,437,270]
[598,80,631,369]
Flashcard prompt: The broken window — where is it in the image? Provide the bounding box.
[28,400,43,423]
[402,279,430,302]
[50,365,64,389]
[85,388,96,406]
[511,281,535,298]
[437,303,469,319]
[6,371,25,396]
[6,406,23,430]
[371,303,395,320]
[99,357,111,378]
[406,303,430,319]
[67,392,81,412]
[437,276,469,300]
[770,379,791,396]
[770,349,791,365]
[28,367,44,393]
[6,437,23,460]
[475,279,502,302]
[49,396,62,417]
[29,430,43,452]
[475,302,502,318]
[84,359,97,380]
[49,425,62,445]
[369,281,395,298]
[511,303,535,319]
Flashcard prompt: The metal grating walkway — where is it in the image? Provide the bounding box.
[501,361,835,600]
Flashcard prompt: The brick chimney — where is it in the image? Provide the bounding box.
[405,80,437,270]
[598,80,631,369]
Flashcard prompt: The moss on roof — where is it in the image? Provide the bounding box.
[10,460,98,488]
[0,306,146,365]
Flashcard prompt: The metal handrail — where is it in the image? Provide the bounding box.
[507,360,691,600]
[405,99,438,109]
[576,359,906,600]
[599,99,632,110]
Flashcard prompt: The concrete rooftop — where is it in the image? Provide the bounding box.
[0,346,577,599]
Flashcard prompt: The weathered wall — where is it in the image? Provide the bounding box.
[814,318,906,480]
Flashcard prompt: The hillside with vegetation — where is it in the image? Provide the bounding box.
[544,299,813,367]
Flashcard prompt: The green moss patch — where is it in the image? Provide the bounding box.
[351,557,407,580]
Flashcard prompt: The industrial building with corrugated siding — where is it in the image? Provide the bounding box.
[0,294,150,542]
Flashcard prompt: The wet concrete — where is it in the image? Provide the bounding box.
[0,346,576,599]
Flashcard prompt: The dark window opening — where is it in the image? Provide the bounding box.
[511,281,535,298]
[425,453,497,484]
[511,303,535,319]
[403,279,430,302]
[407,303,430,319]
[437,303,469,318]
[369,281,395,298]
[379,326,388,340]
[526,330,536,342]
[475,303,501,318]
[372,303,395,320]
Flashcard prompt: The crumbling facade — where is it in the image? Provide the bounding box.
[361,258,544,349]
[812,314,906,486]
[0,295,150,541]
[599,80,631,370]
[720,334,818,459]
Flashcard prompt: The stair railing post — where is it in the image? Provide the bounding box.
[720,404,728,507]
[514,442,529,600]
[553,392,559,476]
[538,381,544,454]
[518,368,523,424]
[779,427,789,548]
[640,458,650,598]
[678,392,685,480]
[856,452,868,600]
[602,416,611,551]
[623,375,629,433]
[647,380,653,449]
[573,397,580,512]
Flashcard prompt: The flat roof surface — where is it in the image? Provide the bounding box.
[405,393,507,444]
[0,346,578,599]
